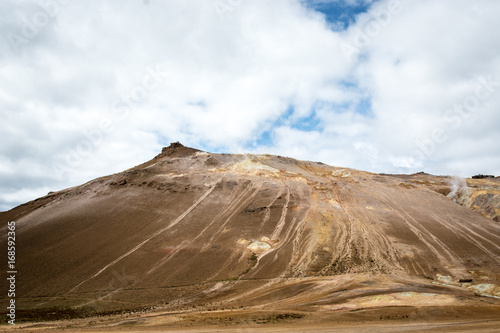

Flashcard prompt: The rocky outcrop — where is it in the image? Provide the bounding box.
[472,174,495,179]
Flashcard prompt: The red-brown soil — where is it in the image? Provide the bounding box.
[1,143,500,331]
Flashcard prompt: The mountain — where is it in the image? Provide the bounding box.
[388,172,500,223]
[1,142,500,330]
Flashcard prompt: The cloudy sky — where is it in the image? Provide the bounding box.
[1,0,500,211]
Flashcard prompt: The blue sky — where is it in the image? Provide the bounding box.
[244,1,376,149]
[304,0,374,30]
[1,0,500,211]
[241,0,376,150]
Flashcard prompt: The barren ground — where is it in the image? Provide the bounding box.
[1,144,499,331]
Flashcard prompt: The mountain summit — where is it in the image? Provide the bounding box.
[1,145,500,328]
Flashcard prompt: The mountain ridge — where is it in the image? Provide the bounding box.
[1,143,500,329]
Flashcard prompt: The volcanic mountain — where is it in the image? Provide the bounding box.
[1,143,500,330]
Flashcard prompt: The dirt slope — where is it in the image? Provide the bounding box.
[389,172,500,222]
[1,143,500,329]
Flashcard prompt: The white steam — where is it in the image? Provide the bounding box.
[447,176,470,206]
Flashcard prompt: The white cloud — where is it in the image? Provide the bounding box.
[1,0,500,210]
[353,0,500,174]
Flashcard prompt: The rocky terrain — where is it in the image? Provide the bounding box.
[1,143,500,332]
[389,172,500,222]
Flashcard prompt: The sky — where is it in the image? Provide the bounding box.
[1,0,500,211]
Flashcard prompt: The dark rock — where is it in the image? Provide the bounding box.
[472,174,495,179]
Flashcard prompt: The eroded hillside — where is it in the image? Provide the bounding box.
[389,172,500,222]
[1,143,500,329]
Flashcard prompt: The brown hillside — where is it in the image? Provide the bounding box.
[1,143,500,331]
